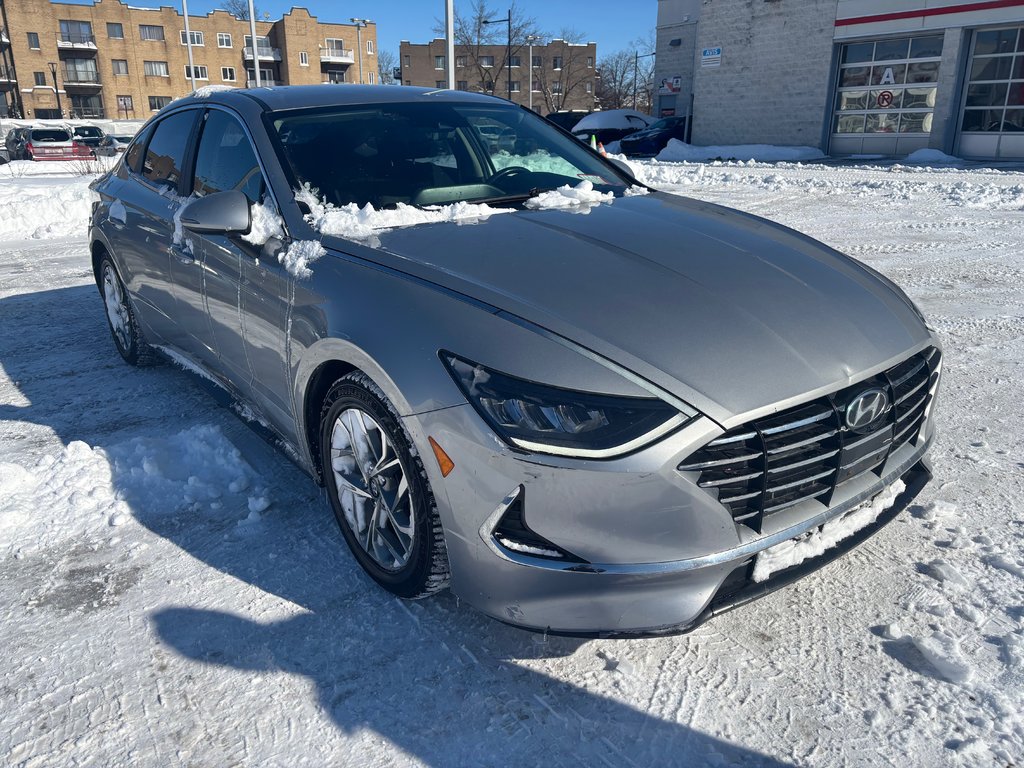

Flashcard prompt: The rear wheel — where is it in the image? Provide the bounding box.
[98,255,158,366]
[320,371,450,599]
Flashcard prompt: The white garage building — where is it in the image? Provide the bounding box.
[654,0,1024,159]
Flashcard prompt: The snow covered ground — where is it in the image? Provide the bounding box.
[1,155,1023,766]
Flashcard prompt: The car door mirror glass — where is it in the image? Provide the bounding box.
[179,189,252,235]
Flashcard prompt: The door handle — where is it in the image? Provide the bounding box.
[170,244,195,265]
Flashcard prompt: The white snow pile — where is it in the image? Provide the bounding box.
[913,631,974,684]
[573,109,652,133]
[904,148,961,164]
[278,239,326,279]
[296,183,512,242]
[525,180,614,210]
[242,201,286,246]
[0,175,96,239]
[656,139,825,163]
[752,479,905,582]
[190,84,236,99]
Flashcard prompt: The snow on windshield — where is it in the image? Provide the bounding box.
[525,180,614,210]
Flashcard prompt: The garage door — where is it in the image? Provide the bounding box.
[958,26,1024,160]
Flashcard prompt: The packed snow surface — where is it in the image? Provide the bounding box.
[1,154,1024,766]
[656,139,826,163]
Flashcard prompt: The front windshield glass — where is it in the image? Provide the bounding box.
[273,101,628,209]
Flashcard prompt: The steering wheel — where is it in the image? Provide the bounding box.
[489,166,530,185]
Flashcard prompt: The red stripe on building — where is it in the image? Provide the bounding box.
[836,0,1024,27]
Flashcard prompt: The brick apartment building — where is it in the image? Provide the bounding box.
[0,0,378,119]
[399,38,598,114]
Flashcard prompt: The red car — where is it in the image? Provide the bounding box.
[23,127,94,161]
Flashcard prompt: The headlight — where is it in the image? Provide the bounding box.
[442,353,692,459]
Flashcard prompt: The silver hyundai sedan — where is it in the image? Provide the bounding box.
[89,86,941,635]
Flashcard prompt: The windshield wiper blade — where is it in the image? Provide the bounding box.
[470,187,555,206]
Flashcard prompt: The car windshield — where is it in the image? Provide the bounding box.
[30,130,71,142]
[273,101,628,209]
[74,127,103,138]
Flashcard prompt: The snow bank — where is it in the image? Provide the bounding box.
[904,148,960,164]
[525,180,613,210]
[0,173,97,239]
[296,184,513,242]
[656,139,825,163]
[752,479,905,582]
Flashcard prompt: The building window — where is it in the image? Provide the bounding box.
[552,56,563,70]
[585,81,592,93]
[112,59,129,75]
[532,55,541,68]
[366,39,375,54]
[457,80,468,90]
[139,25,165,42]
[27,32,40,49]
[509,55,521,68]
[532,78,540,92]
[143,60,169,77]
[299,51,308,66]
[148,95,171,110]
[435,55,445,70]
[325,70,345,83]
[480,55,494,68]
[368,71,376,83]
[221,66,236,81]
[403,54,410,67]
[217,32,232,48]
[552,81,563,94]
[436,80,445,88]
[456,55,467,68]
[185,65,209,80]
[59,20,94,45]
[510,80,520,92]
[180,30,204,46]
[33,71,46,86]
[961,26,1024,136]
[116,95,133,113]
[405,80,411,86]
[107,23,124,39]
[70,94,103,117]
[833,35,944,135]
[587,56,593,68]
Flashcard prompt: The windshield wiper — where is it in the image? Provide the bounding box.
[470,187,555,207]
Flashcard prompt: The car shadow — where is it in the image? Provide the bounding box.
[1,284,796,766]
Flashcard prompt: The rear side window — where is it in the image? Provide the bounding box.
[192,110,265,204]
[142,110,196,188]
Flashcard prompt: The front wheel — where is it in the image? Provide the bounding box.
[320,371,450,599]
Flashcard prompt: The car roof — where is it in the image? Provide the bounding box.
[179,84,510,113]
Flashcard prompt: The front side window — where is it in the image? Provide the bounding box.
[139,25,165,41]
[180,30,204,46]
[192,110,265,204]
[142,110,196,187]
[273,101,628,210]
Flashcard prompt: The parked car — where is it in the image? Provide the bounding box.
[545,110,590,133]
[20,127,93,161]
[71,125,106,153]
[619,116,690,156]
[96,134,135,156]
[572,109,653,146]
[90,86,940,635]
[4,126,30,160]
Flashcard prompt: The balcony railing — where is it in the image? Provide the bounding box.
[63,68,101,86]
[71,106,105,118]
[1,27,10,45]
[57,33,97,49]
[243,46,281,61]
[246,78,280,87]
[320,47,354,64]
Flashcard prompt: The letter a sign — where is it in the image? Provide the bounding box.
[879,67,896,85]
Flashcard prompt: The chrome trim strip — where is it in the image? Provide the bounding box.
[761,409,833,435]
[509,413,691,459]
[489,433,932,575]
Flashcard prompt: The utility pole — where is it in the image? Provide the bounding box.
[633,50,655,111]
[48,61,63,117]
[482,9,511,101]
[525,35,541,111]
[444,0,454,90]
[182,0,196,91]
[350,18,369,84]
[248,0,260,86]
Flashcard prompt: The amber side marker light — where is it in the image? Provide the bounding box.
[429,437,455,477]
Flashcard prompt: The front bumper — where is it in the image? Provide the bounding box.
[409,384,937,635]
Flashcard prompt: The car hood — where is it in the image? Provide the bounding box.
[330,193,931,426]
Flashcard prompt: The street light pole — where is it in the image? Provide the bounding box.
[444,0,455,90]
[633,50,655,111]
[350,18,368,84]
[525,34,541,111]
[48,61,63,117]
[182,0,196,91]
[482,9,511,102]
[248,0,260,86]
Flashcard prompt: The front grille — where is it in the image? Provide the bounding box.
[679,347,940,532]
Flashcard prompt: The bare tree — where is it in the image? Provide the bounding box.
[221,0,263,21]
[434,0,542,98]
[532,29,595,113]
[597,35,656,113]
[377,50,397,85]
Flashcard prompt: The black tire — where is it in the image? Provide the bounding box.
[97,254,159,367]
[320,371,450,599]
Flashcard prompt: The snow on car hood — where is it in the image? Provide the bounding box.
[336,192,932,425]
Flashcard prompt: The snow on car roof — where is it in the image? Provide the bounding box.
[181,84,507,113]
[573,110,653,132]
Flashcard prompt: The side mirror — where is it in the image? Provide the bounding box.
[179,189,251,235]
[607,157,636,181]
